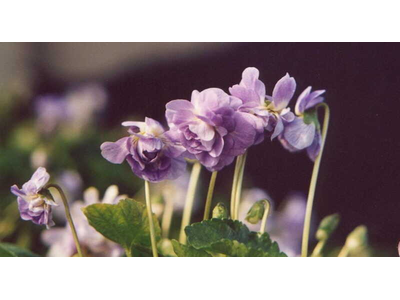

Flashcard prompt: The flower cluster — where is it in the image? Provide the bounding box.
[101,67,325,182]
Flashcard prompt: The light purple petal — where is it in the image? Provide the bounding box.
[307,131,322,161]
[10,185,25,198]
[271,115,284,140]
[272,73,296,111]
[100,137,131,164]
[30,167,50,191]
[240,67,266,100]
[283,117,315,150]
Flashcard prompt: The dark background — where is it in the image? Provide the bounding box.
[29,43,400,255]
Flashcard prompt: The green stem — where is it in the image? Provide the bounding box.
[43,183,83,257]
[234,152,247,220]
[259,199,271,234]
[179,162,201,244]
[311,240,326,257]
[145,180,158,257]
[161,197,174,239]
[230,155,243,219]
[301,103,330,257]
[203,171,218,220]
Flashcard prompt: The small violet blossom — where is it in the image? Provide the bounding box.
[42,185,125,257]
[229,67,296,143]
[166,88,256,171]
[278,86,325,161]
[10,167,57,228]
[101,117,186,182]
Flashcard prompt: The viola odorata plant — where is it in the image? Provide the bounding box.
[8,66,373,257]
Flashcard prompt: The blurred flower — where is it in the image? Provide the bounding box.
[41,185,125,257]
[230,68,296,142]
[166,88,255,171]
[239,188,309,256]
[278,86,325,161]
[101,117,186,183]
[30,147,48,169]
[34,83,107,136]
[10,167,57,228]
[57,170,83,200]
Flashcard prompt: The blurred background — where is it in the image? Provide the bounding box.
[0,43,398,256]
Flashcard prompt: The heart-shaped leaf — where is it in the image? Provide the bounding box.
[82,198,161,255]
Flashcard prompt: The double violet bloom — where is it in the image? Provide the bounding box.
[10,167,57,228]
[101,117,186,182]
[100,67,326,183]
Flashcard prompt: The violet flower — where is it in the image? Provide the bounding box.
[42,185,125,257]
[10,167,57,228]
[278,86,325,161]
[229,67,296,142]
[166,88,256,171]
[101,117,186,182]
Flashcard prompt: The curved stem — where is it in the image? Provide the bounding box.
[161,198,174,239]
[230,155,243,219]
[234,152,247,220]
[311,240,326,257]
[179,162,201,244]
[301,103,330,257]
[259,199,271,234]
[145,180,158,257]
[43,183,83,257]
[203,171,218,220]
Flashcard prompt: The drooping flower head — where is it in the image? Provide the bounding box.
[166,88,256,171]
[10,167,57,228]
[101,117,186,182]
[42,185,125,257]
[278,86,325,161]
[229,67,296,142]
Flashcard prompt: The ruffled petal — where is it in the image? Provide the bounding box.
[100,137,131,164]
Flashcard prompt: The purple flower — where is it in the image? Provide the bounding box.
[166,88,256,171]
[101,117,186,182]
[229,68,296,142]
[278,86,325,161]
[10,167,57,228]
[42,185,125,257]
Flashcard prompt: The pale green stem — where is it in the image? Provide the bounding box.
[301,103,330,257]
[44,183,83,257]
[179,162,202,244]
[234,152,247,220]
[259,199,271,234]
[311,240,326,257]
[161,198,174,239]
[145,180,158,257]
[338,246,350,257]
[203,171,218,220]
[230,155,243,219]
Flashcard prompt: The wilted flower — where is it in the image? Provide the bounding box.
[278,86,325,161]
[101,117,186,182]
[42,185,125,257]
[229,68,296,142]
[166,88,256,171]
[10,167,57,228]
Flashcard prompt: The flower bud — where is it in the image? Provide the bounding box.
[316,213,340,241]
[245,200,266,224]
[345,225,368,251]
[212,202,228,219]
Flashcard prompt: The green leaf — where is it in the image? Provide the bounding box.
[82,198,161,254]
[171,240,211,257]
[184,219,286,257]
[185,219,249,249]
[0,243,39,257]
